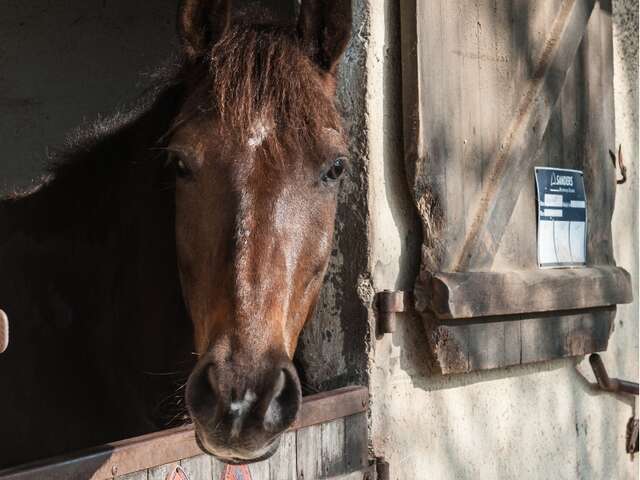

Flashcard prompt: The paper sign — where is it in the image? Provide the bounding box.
[534,167,587,268]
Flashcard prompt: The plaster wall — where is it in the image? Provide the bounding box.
[364,0,639,478]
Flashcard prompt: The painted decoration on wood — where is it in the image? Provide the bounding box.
[222,464,252,480]
[166,465,189,480]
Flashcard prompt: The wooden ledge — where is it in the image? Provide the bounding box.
[0,386,368,480]
[425,266,633,320]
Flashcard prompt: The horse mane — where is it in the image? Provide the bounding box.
[174,23,344,161]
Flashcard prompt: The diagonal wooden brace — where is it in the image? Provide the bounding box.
[453,0,597,271]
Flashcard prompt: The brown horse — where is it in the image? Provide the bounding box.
[0,0,351,467]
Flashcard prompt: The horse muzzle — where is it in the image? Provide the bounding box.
[185,353,301,463]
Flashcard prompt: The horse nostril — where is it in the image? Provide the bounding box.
[263,367,301,433]
[186,362,219,418]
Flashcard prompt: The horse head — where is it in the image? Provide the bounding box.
[170,0,351,463]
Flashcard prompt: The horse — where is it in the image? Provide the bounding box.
[0,0,351,467]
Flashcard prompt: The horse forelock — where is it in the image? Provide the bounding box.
[174,24,344,163]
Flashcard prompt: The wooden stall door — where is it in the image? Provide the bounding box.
[400,0,632,373]
[0,388,370,480]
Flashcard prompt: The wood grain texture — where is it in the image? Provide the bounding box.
[296,425,323,479]
[27,416,368,480]
[180,455,212,480]
[342,414,368,474]
[427,266,632,319]
[266,431,297,480]
[147,463,180,480]
[321,418,346,479]
[400,0,629,374]
[209,459,226,480]
[1,388,368,480]
[113,473,146,480]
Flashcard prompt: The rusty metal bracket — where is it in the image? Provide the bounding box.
[375,457,390,480]
[589,354,639,395]
[589,354,639,456]
[376,291,412,334]
[609,145,628,185]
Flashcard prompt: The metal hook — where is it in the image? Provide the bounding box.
[0,309,8,354]
[609,145,628,185]
[589,354,638,395]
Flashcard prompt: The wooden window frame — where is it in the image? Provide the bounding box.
[400,0,633,374]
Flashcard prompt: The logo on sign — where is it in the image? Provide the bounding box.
[550,172,574,187]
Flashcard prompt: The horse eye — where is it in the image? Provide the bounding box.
[323,157,347,182]
[169,152,192,179]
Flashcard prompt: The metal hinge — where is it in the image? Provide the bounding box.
[375,291,412,335]
[374,457,390,480]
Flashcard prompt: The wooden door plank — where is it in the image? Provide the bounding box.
[210,459,226,480]
[520,308,613,364]
[180,455,212,480]
[454,0,597,271]
[148,463,180,480]
[247,460,270,480]
[321,418,347,478]
[113,472,146,480]
[266,431,296,480]
[342,414,368,474]
[296,425,323,480]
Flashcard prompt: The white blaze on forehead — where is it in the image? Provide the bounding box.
[247,119,272,149]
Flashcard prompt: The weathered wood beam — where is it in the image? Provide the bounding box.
[425,266,632,320]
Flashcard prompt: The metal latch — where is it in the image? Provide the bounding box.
[376,291,412,335]
[589,354,639,455]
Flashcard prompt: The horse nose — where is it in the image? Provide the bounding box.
[186,357,301,459]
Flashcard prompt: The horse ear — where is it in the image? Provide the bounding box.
[178,0,231,61]
[297,0,352,74]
